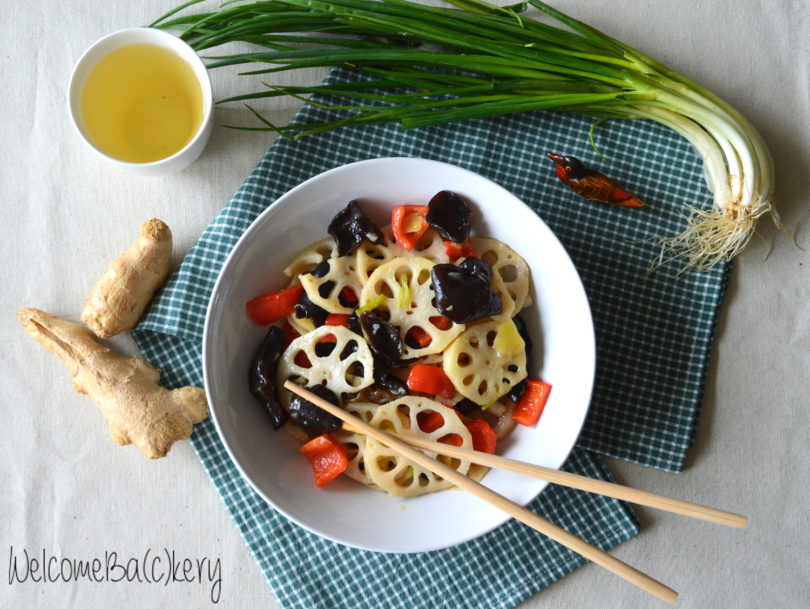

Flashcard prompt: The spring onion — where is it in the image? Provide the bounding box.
[397,276,412,309]
[153,0,779,270]
[356,293,386,313]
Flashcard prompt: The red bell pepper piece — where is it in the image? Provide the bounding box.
[324,313,350,327]
[299,433,349,487]
[407,326,432,348]
[294,351,311,368]
[317,316,348,344]
[246,284,304,325]
[464,419,497,454]
[391,205,429,251]
[339,286,358,306]
[282,320,300,347]
[407,364,456,399]
[406,318,449,348]
[417,410,446,433]
[416,407,464,433]
[438,433,463,447]
[429,315,452,330]
[443,240,478,260]
[511,379,552,426]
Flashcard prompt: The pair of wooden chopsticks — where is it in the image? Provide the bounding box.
[284,382,747,604]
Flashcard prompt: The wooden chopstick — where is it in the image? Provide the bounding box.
[284,382,678,604]
[343,422,747,529]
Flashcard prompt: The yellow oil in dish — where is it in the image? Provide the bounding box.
[81,43,203,163]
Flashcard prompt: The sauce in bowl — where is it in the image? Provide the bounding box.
[80,43,204,163]
[68,27,213,176]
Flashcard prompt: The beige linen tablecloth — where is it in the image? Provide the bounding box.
[1,1,808,607]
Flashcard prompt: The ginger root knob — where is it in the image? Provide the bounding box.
[81,218,173,339]
[18,308,207,459]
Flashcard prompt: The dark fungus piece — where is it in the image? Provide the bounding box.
[512,314,533,354]
[339,289,359,309]
[340,340,359,360]
[403,331,423,351]
[506,379,527,404]
[367,384,406,403]
[314,336,358,359]
[431,258,502,324]
[328,200,384,256]
[454,398,481,417]
[371,352,408,397]
[506,315,533,402]
[317,280,336,299]
[249,326,289,429]
[314,341,336,358]
[346,311,362,335]
[308,259,331,278]
[288,385,343,438]
[376,372,408,397]
[359,310,403,362]
[344,382,405,404]
[294,290,328,327]
[425,190,472,243]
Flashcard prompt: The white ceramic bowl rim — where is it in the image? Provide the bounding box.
[67,27,213,171]
[202,158,596,553]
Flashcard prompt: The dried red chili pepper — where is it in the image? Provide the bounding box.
[547,153,644,208]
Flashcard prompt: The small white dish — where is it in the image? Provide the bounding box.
[67,27,213,177]
[202,158,596,553]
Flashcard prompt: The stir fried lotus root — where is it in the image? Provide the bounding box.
[392,225,449,264]
[283,237,333,277]
[283,238,331,334]
[284,237,364,315]
[443,319,527,406]
[355,225,448,283]
[470,237,530,320]
[361,397,476,497]
[335,399,490,494]
[247,198,537,492]
[276,326,374,407]
[355,226,405,283]
[332,401,381,488]
[287,310,316,336]
[360,257,464,358]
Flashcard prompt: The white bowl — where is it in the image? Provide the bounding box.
[203,158,595,553]
[68,27,213,177]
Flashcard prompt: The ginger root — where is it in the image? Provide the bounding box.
[81,218,172,339]
[18,307,207,459]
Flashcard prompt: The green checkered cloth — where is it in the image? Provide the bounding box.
[132,67,728,609]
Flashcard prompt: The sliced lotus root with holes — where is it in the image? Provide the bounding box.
[283,237,335,278]
[300,258,362,315]
[283,237,363,313]
[359,257,464,358]
[355,225,449,284]
[363,397,474,497]
[406,226,450,264]
[276,326,374,407]
[355,226,406,283]
[443,319,527,406]
[470,237,530,320]
[332,402,381,487]
[286,313,315,337]
[285,239,363,314]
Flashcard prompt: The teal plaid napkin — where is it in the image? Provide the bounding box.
[132,67,728,609]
